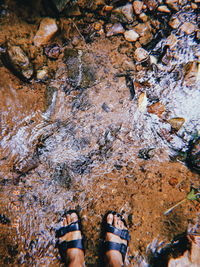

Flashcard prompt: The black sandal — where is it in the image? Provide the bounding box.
[103,212,130,262]
[56,210,84,261]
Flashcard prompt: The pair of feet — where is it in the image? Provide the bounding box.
[57,212,129,267]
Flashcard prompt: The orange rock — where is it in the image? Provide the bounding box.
[133,1,143,14]
[147,102,165,118]
[103,5,113,11]
[168,117,185,131]
[34,18,58,47]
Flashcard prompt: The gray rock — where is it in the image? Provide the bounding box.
[112,3,134,24]
[45,86,58,108]
[134,47,149,62]
[106,23,125,37]
[52,163,72,188]
[63,48,97,89]
[1,45,33,81]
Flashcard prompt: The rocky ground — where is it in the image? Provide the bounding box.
[0,0,200,266]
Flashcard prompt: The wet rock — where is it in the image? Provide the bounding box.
[34,18,58,47]
[1,45,33,81]
[168,117,185,131]
[53,163,72,188]
[180,22,196,35]
[63,48,97,89]
[44,43,61,59]
[106,23,125,37]
[50,0,70,12]
[157,5,171,13]
[138,147,155,160]
[169,17,181,29]
[166,0,179,11]
[133,1,143,15]
[187,137,200,173]
[45,86,57,108]
[36,66,48,81]
[124,29,139,42]
[183,61,198,86]
[147,102,165,118]
[134,47,149,62]
[134,23,153,45]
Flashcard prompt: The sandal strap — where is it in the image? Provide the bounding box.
[56,222,80,238]
[106,224,130,241]
[58,239,84,251]
[104,241,127,259]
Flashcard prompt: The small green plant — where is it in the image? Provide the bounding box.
[164,188,200,215]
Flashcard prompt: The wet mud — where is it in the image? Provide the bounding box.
[0,0,200,266]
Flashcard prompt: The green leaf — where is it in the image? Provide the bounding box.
[187,188,200,201]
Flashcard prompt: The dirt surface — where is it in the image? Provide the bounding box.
[0,0,199,266]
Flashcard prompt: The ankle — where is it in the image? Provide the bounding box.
[105,251,123,267]
[67,249,84,267]
[68,257,84,267]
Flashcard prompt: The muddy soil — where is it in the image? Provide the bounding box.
[0,0,199,266]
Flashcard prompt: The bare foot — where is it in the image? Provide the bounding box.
[104,213,129,267]
[58,212,84,267]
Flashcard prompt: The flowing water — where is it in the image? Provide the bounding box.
[0,4,200,266]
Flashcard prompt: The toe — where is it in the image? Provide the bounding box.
[118,220,123,229]
[107,213,114,225]
[71,212,78,223]
[66,214,71,225]
[63,217,68,226]
[114,215,119,228]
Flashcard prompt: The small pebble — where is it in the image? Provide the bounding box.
[93,22,102,31]
[124,30,139,42]
[157,5,171,13]
[139,13,148,22]
[36,67,48,81]
[169,17,181,29]
[168,117,185,131]
[106,23,125,37]
[134,47,149,62]
[45,43,61,59]
[103,5,113,11]
[133,1,143,15]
